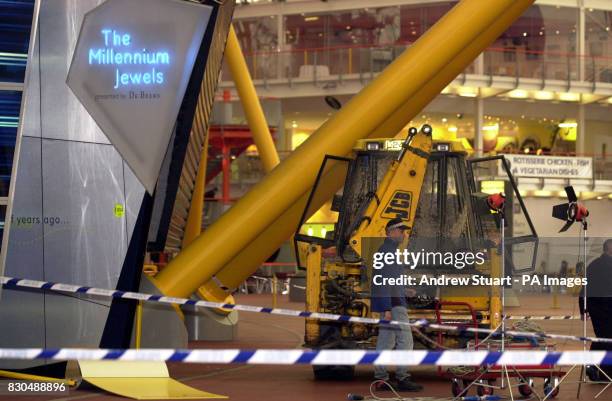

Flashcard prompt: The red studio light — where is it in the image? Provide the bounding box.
[552,186,589,232]
[487,193,506,212]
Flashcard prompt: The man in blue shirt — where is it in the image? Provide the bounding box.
[371,218,422,392]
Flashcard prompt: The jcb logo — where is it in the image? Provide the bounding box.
[381,190,412,220]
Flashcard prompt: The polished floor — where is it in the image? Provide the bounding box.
[5,292,610,401]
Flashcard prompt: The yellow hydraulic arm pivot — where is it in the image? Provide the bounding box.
[349,126,432,257]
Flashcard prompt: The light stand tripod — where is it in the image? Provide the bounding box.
[453,198,542,401]
[487,210,542,401]
[542,217,612,400]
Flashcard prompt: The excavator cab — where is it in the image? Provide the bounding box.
[295,138,536,272]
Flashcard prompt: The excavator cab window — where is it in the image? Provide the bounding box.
[467,155,539,274]
[411,152,477,243]
[406,150,482,271]
[294,155,351,268]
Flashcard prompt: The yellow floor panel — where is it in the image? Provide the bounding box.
[84,377,227,399]
[79,361,227,400]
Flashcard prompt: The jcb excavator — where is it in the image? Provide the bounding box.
[294,125,537,380]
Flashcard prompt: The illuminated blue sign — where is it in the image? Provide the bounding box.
[67,0,212,193]
[87,29,170,89]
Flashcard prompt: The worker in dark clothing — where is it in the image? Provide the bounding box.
[559,260,569,278]
[370,218,423,392]
[579,239,612,380]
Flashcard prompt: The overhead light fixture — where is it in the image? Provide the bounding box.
[558,92,580,102]
[606,97,612,104]
[304,16,319,22]
[558,122,577,128]
[291,121,298,128]
[481,180,505,195]
[534,90,554,100]
[508,89,528,99]
[448,126,458,132]
[458,87,478,97]
[482,124,499,131]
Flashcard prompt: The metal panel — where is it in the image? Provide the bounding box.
[20,28,41,138]
[42,139,126,289]
[124,162,145,245]
[0,0,42,281]
[0,287,45,370]
[0,0,148,358]
[0,137,44,346]
[41,139,128,346]
[44,292,111,348]
[38,0,109,143]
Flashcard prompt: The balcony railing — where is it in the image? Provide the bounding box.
[220,42,612,86]
[206,150,612,208]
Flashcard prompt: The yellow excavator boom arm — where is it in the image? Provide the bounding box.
[349,126,433,256]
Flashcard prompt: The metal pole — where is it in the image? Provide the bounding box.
[182,144,208,248]
[579,3,585,82]
[222,142,231,205]
[577,101,586,156]
[272,274,278,309]
[475,94,484,156]
[501,214,506,390]
[225,25,280,172]
[135,300,143,350]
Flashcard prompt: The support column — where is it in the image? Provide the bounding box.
[276,10,284,79]
[475,92,484,156]
[475,53,485,75]
[578,1,585,81]
[221,141,231,205]
[225,26,280,172]
[182,142,208,248]
[577,100,586,155]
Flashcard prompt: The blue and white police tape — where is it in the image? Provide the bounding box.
[0,348,611,366]
[0,276,602,344]
[505,315,577,320]
[423,314,578,320]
